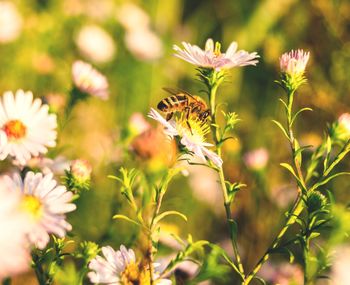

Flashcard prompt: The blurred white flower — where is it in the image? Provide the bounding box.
[280,49,310,77]
[72,60,109,99]
[331,245,350,285]
[148,108,222,167]
[0,181,30,279]
[75,25,116,64]
[259,261,303,285]
[125,28,163,61]
[88,245,171,284]
[0,90,57,165]
[116,3,150,31]
[26,155,70,175]
[0,1,22,43]
[4,171,76,249]
[174,39,259,70]
[243,148,269,171]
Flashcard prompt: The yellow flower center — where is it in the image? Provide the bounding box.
[3,119,27,140]
[176,115,210,144]
[120,262,152,285]
[21,195,43,221]
[120,262,140,285]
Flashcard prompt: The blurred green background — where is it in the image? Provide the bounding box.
[2,0,350,284]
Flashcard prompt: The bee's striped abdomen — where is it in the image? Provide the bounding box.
[157,95,188,112]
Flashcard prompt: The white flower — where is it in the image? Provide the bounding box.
[0,90,57,165]
[173,38,259,70]
[148,108,222,167]
[88,245,172,285]
[116,3,150,31]
[72,60,109,100]
[0,180,30,279]
[0,1,22,43]
[279,49,310,76]
[125,28,163,61]
[4,171,76,249]
[75,25,116,64]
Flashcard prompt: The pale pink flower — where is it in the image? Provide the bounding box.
[4,171,76,249]
[280,49,310,76]
[88,245,171,285]
[25,155,70,175]
[243,148,269,170]
[173,38,259,70]
[148,108,222,167]
[129,112,151,135]
[0,1,22,43]
[116,3,150,31]
[125,28,163,61]
[0,182,30,279]
[331,245,350,285]
[72,60,109,100]
[259,261,303,285]
[75,25,116,64]
[0,90,57,165]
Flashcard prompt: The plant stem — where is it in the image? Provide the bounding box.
[208,79,245,278]
[243,88,307,284]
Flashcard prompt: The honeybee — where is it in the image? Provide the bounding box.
[157,88,210,123]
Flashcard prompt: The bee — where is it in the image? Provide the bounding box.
[157,88,210,123]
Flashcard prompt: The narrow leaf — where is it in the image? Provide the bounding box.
[113,215,141,226]
[153,211,187,225]
[272,120,290,141]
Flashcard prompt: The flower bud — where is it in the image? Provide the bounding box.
[331,113,350,142]
[307,191,327,213]
[279,49,310,91]
[65,159,92,193]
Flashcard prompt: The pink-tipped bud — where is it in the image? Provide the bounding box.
[279,49,310,77]
[71,159,92,182]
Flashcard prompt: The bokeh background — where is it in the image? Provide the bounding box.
[2,0,350,284]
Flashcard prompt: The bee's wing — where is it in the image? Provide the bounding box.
[162,87,196,99]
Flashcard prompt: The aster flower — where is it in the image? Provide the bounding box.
[0,181,30,279]
[0,90,57,165]
[3,171,76,249]
[173,38,259,70]
[279,49,310,91]
[72,60,109,100]
[88,245,172,285]
[148,108,222,168]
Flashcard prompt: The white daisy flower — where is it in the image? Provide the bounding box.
[0,1,23,44]
[3,171,76,249]
[0,90,57,165]
[173,38,259,70]
[148,108,222,168]
[88,245,171,285]
[0,180,30,279]
[72,60,109,100]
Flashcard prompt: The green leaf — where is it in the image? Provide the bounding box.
[112,215,141,227]
[253,276,267,285]
[153,210,187,225]
[312,172,350,191]
[278,98,288,111]
[270,247,295,263]
[291,107,313,126]
[272,120,290,141]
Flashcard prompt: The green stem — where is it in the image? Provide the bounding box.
[2,278,11,285]
[208,78,245,278]
[244,88,307,284]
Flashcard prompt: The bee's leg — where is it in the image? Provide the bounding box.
[184,107,193,134]
[166,112,173,121]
